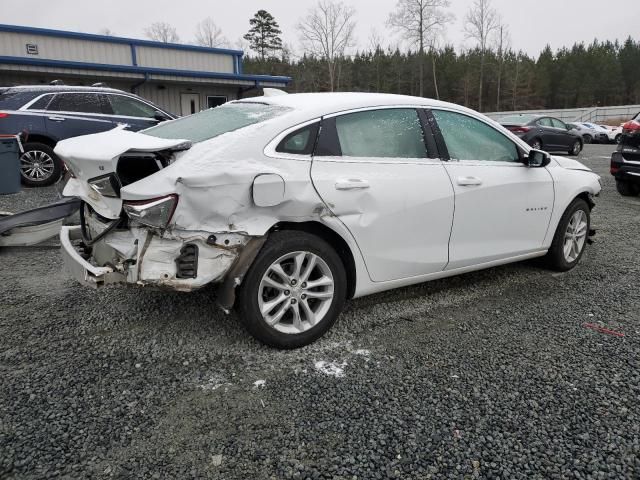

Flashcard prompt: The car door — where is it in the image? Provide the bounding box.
[44,92,115,140]
[105,94,169,131]
[311,107,455,282]
[550,118,575,148]
[535,117,558,148]
[429,109,554,270]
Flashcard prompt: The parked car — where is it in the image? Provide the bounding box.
[610,112,640,196]
[0,84,175,187]
[499,114,583,155]
[564,122,597,144]
[600,124,623,144]
[55,92,601,348]
[581,123,610,144]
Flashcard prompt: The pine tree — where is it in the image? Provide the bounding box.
[243,10,283,61]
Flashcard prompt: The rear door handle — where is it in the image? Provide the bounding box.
[457,176,483,186]
[335,178,370,190]
[48,116,66,122]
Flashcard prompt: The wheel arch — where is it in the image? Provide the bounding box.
[22,134,57,148]
[267,221,357,300]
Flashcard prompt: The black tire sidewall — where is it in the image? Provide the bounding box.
[237,231,347,349]
[616,180,639,197]
[546,198,591,272]
[569,140,581,155]
[20,142,62,187]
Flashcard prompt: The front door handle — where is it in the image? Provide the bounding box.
[457,176,483,186]
[48,116,66,122]
[335,178,370,190]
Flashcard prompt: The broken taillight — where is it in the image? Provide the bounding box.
[123,194,178,229]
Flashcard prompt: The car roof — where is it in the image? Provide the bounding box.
[234,92,481,119]
[2,85,126,95]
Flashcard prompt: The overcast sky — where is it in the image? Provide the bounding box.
[2,0,638,57]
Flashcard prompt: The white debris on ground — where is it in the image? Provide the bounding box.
[314,361,347,378]
[253,379,266,388]
[352,349,370,356]
[198,376,230,391]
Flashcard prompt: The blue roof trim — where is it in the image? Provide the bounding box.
[0,55,292,85]
[0,23,245,57]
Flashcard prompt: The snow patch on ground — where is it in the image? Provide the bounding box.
[352,349,370,356]
[198,376,231,391]
[314,361,347,378]
[253,379,266,388]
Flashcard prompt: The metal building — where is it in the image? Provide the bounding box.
[0,24,291,116]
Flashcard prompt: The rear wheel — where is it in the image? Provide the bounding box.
[616,180,640,197]
[582,134,592,144]
[545,198,590,272]
[237,231,347,349]
[615,134,622,144]
[569,140,582,156]
[20,142,62,187]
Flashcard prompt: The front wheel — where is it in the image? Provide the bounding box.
[569,140,582,156]
[545,198,590,272]
[237,231,347,349]
[615,134,622,144]
[530,138,542,150]
[582,134,592,144]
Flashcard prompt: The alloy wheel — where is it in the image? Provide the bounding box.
[531,140,542,150]
[572,141,581,155]
[258,251,334,334]
[20,150,55,182]
[563,210,588,263]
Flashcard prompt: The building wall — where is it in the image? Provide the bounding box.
[136,46,234,74]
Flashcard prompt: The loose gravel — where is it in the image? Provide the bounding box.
[1,145,639,479]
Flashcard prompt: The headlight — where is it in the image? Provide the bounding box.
[88,174,120,198]
[123,194,178,229]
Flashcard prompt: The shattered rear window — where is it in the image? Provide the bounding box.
[143,102,290,143]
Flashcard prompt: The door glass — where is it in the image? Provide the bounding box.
[551,118,567,129]
[276,123,319,155]
[47,93,105,114]
[537,117,553,127]
[27,94,54,110]
[109,95,158,118]
[432,110,519,162]
[335,108,426,158]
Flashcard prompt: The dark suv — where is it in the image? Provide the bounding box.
[610,112,640,196]
[0,85,175,186]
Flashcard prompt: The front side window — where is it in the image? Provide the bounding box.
[47,93,106,114]
[334,108,426,158]
[432,109,520,162]
[551,118,567,129]
[144,101,289,143]
[537,117,553,127]
[108,95,158,118]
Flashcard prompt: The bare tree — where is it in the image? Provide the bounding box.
[464,0,500,111]
[494,23,511,111]
[297,0,356,92]
[145,22,180,43]
[387,0,453,97]
[194,18,228,48]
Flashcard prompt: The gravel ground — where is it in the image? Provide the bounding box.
[1,144,639,479]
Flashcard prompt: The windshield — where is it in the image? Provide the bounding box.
[144,102,290,143]
[499,114,536,125]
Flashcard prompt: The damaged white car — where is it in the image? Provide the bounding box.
[55,91,601,348]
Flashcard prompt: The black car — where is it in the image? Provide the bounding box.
[0,84,175,186]
[499,114,583,156]
[610,112,640,196]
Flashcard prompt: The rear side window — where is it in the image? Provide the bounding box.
[144,102,289,143]
[432,109,519,162]
[276,123,319,155]
[47,93,106,114]
[108,95,158,118]
[0,91,40,110]
[27,94,54,110]
[334,108,426,158]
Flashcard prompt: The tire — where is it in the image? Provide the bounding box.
[529,138,542,150]
[20,142,62,187]
[545,198,591,272]
[237,231,347,349]
[582,134,592,144]
[569,140,582,156]
[615,134,622,144]
[616,180,640,197]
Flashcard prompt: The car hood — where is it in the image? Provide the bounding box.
[552,156,593,172]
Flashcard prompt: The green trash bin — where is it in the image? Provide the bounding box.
[0,135,21,194]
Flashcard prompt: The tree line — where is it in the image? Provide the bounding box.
[108,0,640,113]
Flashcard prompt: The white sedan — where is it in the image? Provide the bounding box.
[56,92,602,348]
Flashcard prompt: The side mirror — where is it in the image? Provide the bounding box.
[154,111,168,122]
[526,149,551,168]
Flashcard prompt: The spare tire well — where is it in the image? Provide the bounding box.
[268,221,356,299]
